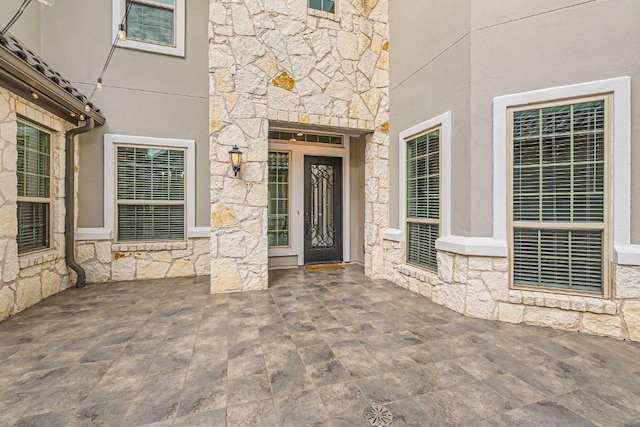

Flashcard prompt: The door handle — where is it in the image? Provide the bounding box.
[304,213,311,238]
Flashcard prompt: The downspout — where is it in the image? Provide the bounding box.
[65,118,94,288]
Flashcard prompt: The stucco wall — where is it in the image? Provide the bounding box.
[388,0,472,236]
[0,0,43,55]
[383,0,640,342]
[468,0,640,240]
[0,88,75,320]
[34,0,211,229]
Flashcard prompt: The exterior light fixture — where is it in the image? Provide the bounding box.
[118,23,126,41]
[96,78,103,92]
[30,90,39,100]
[84,104,90,112]
[228,145,242,177]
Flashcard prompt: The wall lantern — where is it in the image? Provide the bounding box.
[229,145,243,177]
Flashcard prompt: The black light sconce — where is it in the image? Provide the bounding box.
[229,145,243,177]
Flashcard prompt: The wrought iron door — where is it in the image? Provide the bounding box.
[304,156,343,264]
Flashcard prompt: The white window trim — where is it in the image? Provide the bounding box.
[77,134,196,241]
[112,0,185,57]
[382,112,451,246]
[493,76,635,265]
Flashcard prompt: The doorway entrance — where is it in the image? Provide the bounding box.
[304,155,343,264]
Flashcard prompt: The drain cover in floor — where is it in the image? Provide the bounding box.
[364,405,393,426]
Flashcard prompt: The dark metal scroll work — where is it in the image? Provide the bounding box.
[310,163,336,249]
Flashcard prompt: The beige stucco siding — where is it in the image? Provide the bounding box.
[468,0,640,241]
[389,1,472,235]
[35,0,210,229]
[390,0,640,242]
[0,0,42,55]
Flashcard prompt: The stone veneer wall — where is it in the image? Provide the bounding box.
[383,238,640,342]
[75,239,210,283]
[0,88,75,320]
[208,0,389,293]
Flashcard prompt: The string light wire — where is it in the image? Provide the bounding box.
[1,0,33,35]
[86,0,133,104]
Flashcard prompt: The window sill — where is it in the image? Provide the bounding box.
[508,289,617,315]
[112,242,188,252]
[308,8,338,21]
[19,250,62,269]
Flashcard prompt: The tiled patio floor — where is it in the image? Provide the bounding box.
[1,265,640,426]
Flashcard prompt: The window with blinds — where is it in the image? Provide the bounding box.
[510,98,608,294]
[16,122,51,254]
[116,146,185,242]
[406,128,440,270]
[309,0,335,13]
[268,152,290,247]
[126,0,175,46]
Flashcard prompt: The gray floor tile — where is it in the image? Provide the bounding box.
[356,373,410,404]
[0,266,638,426]
[385,398,434,427]
[227,374,272,406]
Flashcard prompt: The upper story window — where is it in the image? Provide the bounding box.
[309,0,335,13]
[113,0,185,57]
[406,128,440,271]
[509,97,609,295]
[16,121,51,254]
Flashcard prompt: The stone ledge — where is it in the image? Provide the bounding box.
[308,8,339,21]
[112,242,188,252]
[18,250,62,269]
[508,290,618,315]
[397,263,438,283]
[267,109,375,132]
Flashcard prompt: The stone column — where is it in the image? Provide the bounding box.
[208,1,270,293]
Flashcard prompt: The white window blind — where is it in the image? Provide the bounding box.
[406,128,440,270]
[116,146,185,241]
[511,100,607,293]
[126,0,175,46]
[16,122,50,254]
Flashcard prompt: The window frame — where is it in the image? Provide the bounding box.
[114,143,187,243]
[506,94,612,297]
[104,134,196,242]
[16,119,53,255]
[267,150,292,249]
[113,0,185,57]
[308,0,337,14]
[405,125,442,272]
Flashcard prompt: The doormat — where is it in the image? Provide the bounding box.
[305,264,345,272]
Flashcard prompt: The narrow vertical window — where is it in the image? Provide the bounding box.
[309,0,335,13]
[116,146,185,241]
[268,151,290,247]
[510,99,608,294]
[16,122,51,254]
[406,128,440,270]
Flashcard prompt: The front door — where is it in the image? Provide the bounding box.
[304,156,343,264]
